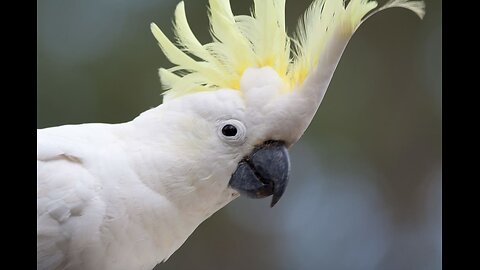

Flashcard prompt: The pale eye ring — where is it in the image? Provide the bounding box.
[217,119,247,145]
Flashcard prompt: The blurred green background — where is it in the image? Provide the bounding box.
[37,0,442,269]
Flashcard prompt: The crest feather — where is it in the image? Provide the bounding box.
[151,0,425,101]
[376,0,425,19]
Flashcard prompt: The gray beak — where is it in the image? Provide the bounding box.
[228,141,290,207]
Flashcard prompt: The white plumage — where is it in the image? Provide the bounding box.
[37,90,245,270]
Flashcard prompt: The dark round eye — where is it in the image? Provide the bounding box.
[221,124,238,137]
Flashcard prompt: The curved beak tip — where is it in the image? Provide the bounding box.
[270,194,281,208]
[270,181,287,207]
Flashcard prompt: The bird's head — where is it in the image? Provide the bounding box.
[149,0,424,207]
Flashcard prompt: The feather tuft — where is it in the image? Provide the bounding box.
[151,0,425,101]
[377,0,425,19]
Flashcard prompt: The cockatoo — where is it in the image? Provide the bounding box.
[37,0,425,269]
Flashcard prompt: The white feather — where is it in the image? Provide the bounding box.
[37,97,246,269]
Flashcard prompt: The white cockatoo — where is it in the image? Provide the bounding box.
[37,0,425,269]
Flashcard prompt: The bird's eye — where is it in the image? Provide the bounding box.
[222,124,237,137]
[217,119,247,145]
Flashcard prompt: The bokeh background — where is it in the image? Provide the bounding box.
[37,0,442,269]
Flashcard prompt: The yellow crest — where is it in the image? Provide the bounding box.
[151,0,425,101]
